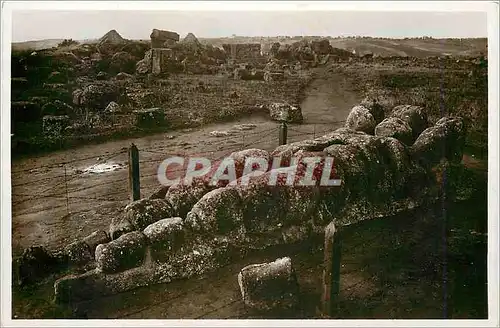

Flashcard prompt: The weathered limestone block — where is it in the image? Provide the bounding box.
[65,240,93,266]
[185,188,244,237]
[125,198,174,230]
[410,116,465,167]
[391,105,428,138]
[238,257,300,312]
[269,103,303,123]
[345,105,376,134]
[109,216,135,240]
[151,48,175,75]
[375,117,413,145]
[95,231,147,273]
[143,217,185,263]
[83,230,110,252]
[150,29,180,48]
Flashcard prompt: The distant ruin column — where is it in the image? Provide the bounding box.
[150,29,180,75]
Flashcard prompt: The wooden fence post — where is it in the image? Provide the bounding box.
[128,143,140,201]
[322,221,342,317]
[279,121,288,145]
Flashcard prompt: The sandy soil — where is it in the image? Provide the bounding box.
[11,67,359,254]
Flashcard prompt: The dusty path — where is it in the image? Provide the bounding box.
[11,67,360,254]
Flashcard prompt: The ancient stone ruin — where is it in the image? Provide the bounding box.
[48,102,465,304]
[222,43,262,61]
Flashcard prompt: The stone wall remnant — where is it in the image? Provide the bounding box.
[222,43,261,60]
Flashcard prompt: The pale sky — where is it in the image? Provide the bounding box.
[12,10,488,42]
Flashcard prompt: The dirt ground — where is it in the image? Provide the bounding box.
[11,67,357,255]
[12,195,487,319]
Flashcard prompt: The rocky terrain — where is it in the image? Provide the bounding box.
[10,30,488,320]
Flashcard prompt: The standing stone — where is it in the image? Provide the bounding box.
[238,257,300,312]
[150,29,180,48]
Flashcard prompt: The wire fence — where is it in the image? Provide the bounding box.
[12,119,348,219]
[11,122,308,221]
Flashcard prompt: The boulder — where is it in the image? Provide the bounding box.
[411,116,465,167]
[375,117,413,145]
[54,270,103,304]
[82,230,110,252]
[228,148,271,181]
[79,82,122,110]
[238,257,300,312]
[95,231,147,273]
[143,217,185,262]
[109,216,135,240]
[360,98,386,124]
[185,188,244,237]
[125,198,174,231]
[104,101,121,114]
[96,71,108,80]
[269,103,303,123]
[391,105,428,138]
[165,180,213,218]
[65,240,93,266]
[345,105,376,134]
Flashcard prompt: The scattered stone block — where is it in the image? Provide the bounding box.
[150,29,180,48]
[238,257,300,312]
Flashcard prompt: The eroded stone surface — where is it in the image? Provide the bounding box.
[95,231,147,274]
[125,198,174,230]
[238,257,300,312]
